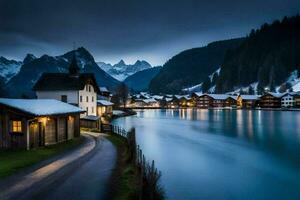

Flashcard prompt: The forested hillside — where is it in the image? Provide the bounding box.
[215,15,300,93]
[149,38,244,94]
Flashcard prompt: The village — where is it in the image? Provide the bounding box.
[1,55,300,150]
[128,91,300,109]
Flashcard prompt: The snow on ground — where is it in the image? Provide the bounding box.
[182,83,203,92]
[208,85,216,93]
[209,67,221,82]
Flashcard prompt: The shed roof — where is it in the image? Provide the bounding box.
[80,115,100,121]
[0,98,84,116]
[97,100,114,106]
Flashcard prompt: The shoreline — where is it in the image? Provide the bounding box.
[124,107,300,112]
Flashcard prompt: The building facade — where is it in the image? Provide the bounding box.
[33,55,100,118]
[0,99,83,149]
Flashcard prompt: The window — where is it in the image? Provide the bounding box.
[89,86,91,92]
[86,107,89,115]
[92,96,94,102]
[12,121,22,132]
[92,107,94,113]
[86,96,89,102]
[80,96,82,102]
[61,95,67,103]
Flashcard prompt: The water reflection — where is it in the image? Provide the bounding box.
[113,109,300,200]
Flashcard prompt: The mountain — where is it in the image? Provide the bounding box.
[0,56,22,83]
[5,47,120,98]
[149,38,244,94]
[215,14,300,94]
[98,59,152,81]
[124,66,162,92]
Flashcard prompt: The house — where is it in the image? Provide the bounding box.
[98,87,112,101]
[209,94,230,107]
[97,100,114,117]
[281,92,300,108]
[225,95,238,108]
[237,95,260,108]
[259,92,286,108]
[130,98,159,108]
[33,55,100,117]
[281,93,294,108]
[0,98,83,150]
[292,92,300,107]
[191,93,212,108]
[33,55,101,128]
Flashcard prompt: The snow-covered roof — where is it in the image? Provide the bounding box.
[152,95,164,100]
[0,98,84,116]
[99,87,109,92]
[193,92,203,97]
[266,92,286,98]
[97,100,114,106]
[80,115,100,121]
[207,94,229,100]
[142,98,157,103]
[240,95,260,100]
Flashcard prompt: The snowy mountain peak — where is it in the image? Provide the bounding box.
[23,54,36,64]
[98,59,152,81]
[0,56,22,83]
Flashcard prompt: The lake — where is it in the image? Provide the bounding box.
[112,109,300,200]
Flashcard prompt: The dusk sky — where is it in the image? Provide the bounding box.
[0,0,300,65]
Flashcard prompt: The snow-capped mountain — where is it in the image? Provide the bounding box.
[0,56,22,83]
[5,47,120,97]
[97,59,152,81]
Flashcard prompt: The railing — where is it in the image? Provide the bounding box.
[108,124,165,200]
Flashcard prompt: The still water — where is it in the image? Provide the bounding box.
[112,109,300,200]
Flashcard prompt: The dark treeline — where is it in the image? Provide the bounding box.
[215,14,300,93]
[149,38,244,94]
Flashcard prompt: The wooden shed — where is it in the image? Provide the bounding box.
[0,98,84,150]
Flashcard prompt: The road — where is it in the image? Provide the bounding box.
[0,133,117,200]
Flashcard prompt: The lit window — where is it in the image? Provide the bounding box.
[12,121,22,132]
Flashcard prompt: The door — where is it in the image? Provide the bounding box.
[45,119,56,145]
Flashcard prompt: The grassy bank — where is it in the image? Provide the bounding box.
[0,137,84,179]
[106,133,140,199]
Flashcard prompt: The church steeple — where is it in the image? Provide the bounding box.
[69,53,80,75]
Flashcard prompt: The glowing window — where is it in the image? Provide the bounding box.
[12,121,22,132]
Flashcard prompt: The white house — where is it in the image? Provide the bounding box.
[281,93,295,108]
[33,55,100,118]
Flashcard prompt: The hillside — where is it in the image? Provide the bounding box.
[149,38,244,94]
[124,66,162,92]
[215,15,300,93]
[5,47,120,98]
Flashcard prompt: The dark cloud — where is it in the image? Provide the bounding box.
[0,0,299,65]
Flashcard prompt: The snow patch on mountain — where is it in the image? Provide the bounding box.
[182,83,203,92]
[97,60,152,81]
[209,67,221,82]
[0,57,22,82]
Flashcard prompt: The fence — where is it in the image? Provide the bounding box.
[109,124,165,200]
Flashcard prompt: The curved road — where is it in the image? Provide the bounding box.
[0,133,117,200]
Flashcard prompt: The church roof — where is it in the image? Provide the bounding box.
[33,73,100,93]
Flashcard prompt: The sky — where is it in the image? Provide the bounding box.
[0,0,300,66]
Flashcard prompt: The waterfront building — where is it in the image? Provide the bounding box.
[237,95,260,108]
[259,92,286,108]
[0,98,83,149]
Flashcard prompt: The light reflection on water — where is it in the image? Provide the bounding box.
[113,109,300,200]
